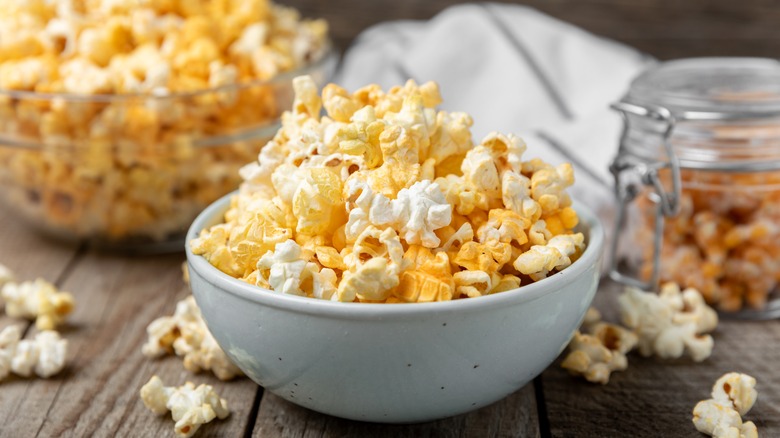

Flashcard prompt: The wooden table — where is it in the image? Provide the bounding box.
[1,204,778,438]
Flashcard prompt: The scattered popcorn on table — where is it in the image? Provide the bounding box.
[693,372,759,438]
[618,283,717,362]
[143,296,243,381]
[0,325,68,381]
[561,308,638,384]
[192,77,584,303]
[140,375,229,438]
[1,278,75,330]
[0,0,329,243]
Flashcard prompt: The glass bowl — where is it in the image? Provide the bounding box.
[0,47,337,252]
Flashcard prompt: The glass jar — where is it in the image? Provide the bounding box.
[609,58,780,319]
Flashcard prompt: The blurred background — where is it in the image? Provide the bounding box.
[287,0,780,59]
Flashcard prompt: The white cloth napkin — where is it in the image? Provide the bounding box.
[334,2,655,255]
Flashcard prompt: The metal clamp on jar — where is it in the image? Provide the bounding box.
[608,58,780,319]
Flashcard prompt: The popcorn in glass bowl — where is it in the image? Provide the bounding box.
[0,0,335,250]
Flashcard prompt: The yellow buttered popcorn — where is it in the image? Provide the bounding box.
[191,76,585,303]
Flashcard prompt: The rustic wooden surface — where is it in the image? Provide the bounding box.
[288,0,780,60]
[3,2,780,436]
[1,205,779,437]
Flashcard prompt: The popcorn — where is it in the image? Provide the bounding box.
[192,78,582,303]
[140,375,230,438]
[693,373,759,438]
[513,233,585,281]
[257,240,324,297]
[143,296,243,381]
[633,169,780,311]
[0,0,329,244]
[560,330,632,385]
[618,283,717,362]
[712,373,757,417]
[394,250,454,302]
[1,278,75,330]
[0,326,68,381]
[560,303,639,385]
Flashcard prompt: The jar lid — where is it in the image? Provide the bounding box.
[627,57,780,119]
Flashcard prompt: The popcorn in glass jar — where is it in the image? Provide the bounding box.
[609,58,780,317]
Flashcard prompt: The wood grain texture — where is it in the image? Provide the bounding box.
[542,279,780,437]
[0,247,260,438]
[286,0,780,59]
[253,383,540,438]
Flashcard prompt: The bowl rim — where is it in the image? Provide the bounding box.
[185,192,604,319]
[0,42,338,103]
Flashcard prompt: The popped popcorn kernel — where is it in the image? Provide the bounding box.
[513,233,584,281]
[693,373,759,438]
[143,296,243,381]
[0,326,68,381]
[140,375,230,438]
[712,373,757,417]
[618,283,717,362]
[191,79,583,303]
[1,278,75,330]
[560,330,630,385]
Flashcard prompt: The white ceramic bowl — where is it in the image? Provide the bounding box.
[186,194,604,423]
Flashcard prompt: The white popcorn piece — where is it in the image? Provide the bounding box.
[1,278,75,330]
[344,179,452,248]
[0,327,67,380]
[140,375,230,438]
[143,296,243,381]
[461,146,500,196]
[453,270,492,298]
[652,321,714,362]
[0,325,23,381]
[618,284,717,362]
[560,331,628,385]
[502,171,542,223]
[693,399,745,438]
[230,23,269,57]
[31,331,68,378]
[256,240,335,299]
[378,180,452,248]
[691,372,760,438]
[339,227,406,302]
[513,233,584,281]
[712,373,758,417]
[60,59,113,94]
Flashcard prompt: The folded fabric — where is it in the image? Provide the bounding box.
[335,2,656,261]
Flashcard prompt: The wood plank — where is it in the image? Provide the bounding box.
[253,383,540,437]
[287,0,780,60]
[0,206,83,425]
[0,206,80,285]
[0,250,260,438]
[542,279,780,437]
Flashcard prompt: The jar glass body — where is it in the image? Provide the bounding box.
[612,58,780,317]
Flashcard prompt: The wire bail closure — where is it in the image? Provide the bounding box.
[608,101,682,291]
